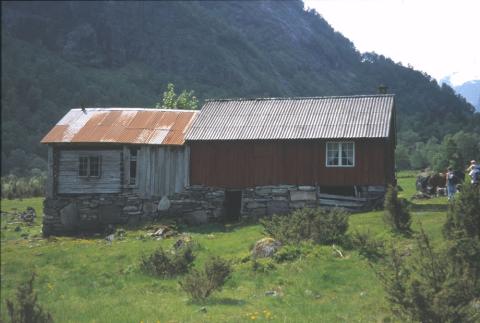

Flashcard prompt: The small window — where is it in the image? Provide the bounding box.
[79,157,89,177]
[129,148,138,185]
[326,142,355,167]
[89,156,100,177]
[78,156,101,178]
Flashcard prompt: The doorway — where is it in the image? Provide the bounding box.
[224,190,242,222]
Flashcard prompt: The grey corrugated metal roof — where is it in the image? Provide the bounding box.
[186,95,395,140]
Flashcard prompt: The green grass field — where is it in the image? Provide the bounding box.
[0,172,450,322]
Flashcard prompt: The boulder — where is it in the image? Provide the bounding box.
[20,207,36,223]
[157,196,171,211]
[252,237,281,258]
[60,203,79,231]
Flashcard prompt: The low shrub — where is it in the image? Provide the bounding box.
[6,273,54,323]
[140,244,194,278]
[376,228,480,323]
[351,230,385,261]
[384,185,411,233]
[1,173,46,199]
[261,207,349,245]
[272,245,302,263]
[251,258,276,272]
[179,256,232,302]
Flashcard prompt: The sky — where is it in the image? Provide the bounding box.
[303,0,480,86]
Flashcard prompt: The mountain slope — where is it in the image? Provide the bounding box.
[1,1,478,175]
[454,80,480,111]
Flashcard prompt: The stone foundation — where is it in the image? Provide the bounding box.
[42,186,226,236]
[43,185,385,235]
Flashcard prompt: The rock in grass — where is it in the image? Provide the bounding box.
[252,237,281,258]
[20,207,36,223]
[105,234,115,242]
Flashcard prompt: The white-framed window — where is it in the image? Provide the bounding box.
[78,156,101,178]
[326,142,355,167]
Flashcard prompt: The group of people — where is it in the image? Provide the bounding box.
[446,160,480,200]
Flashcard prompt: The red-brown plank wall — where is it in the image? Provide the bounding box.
[190,139,395,188]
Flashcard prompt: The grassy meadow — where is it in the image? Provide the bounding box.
[0,171,451,322]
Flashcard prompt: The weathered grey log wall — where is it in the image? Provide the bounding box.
[57,149,122,194]
[136,146,189,198]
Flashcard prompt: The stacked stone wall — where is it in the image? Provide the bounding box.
[43,184,384,235]
[242,185,319,219]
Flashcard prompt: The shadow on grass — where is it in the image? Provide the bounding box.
[411,204,448,212]
[189,297,247,306]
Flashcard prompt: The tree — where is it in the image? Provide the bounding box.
[444,137,462,170]
[378,183,480,322]
[155,83,198,110]
[383,185,411,233]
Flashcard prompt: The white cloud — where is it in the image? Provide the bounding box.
[304,0,480,85]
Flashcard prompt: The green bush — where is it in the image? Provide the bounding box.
[1,172,46,199]
[272,245,302,263]
[261,208,349,245]
[383,185,411,233]
[377,228,480,323]
[179,256,232,302]
[377,184,480,322]
[443,181,480,240]
[251,259,276,272]
[351,230,385,261]
[140,245,195,278]
[6,273,54,323]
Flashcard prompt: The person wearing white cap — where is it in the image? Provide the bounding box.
[467,160,480,185]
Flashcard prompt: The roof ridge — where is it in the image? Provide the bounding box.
[69,107,199,113]
[204,94,395,102]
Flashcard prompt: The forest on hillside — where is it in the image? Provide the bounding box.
[1,1,479,180]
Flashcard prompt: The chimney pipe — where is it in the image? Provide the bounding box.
[378,84,388,94]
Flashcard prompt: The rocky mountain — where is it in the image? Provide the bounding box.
[1,1,479,175]
[454,80,480,111]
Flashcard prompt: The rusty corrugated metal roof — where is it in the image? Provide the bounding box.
[41,108,199,145]
[186,95,395,141]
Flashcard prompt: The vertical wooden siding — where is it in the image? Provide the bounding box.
[46,145,55,198]
[190,139,394,188]
[57,149,122,194]
[137,146,188,198]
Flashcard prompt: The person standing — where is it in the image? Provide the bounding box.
[446,166,457,200]
[467,160,480,186]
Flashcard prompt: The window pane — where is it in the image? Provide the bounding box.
[129,148,138,185]
[79,157,88,176]
[89,157,100,177]
[340,143,354,166]
[326,143,340,166]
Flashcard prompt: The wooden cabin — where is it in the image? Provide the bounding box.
[186,95,396,216]
[40,108,197,234]
[40,95,396,234]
